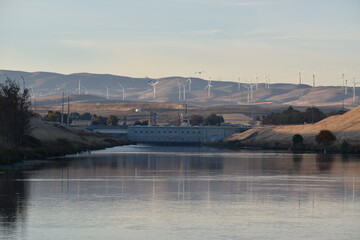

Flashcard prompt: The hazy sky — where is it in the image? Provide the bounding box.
[0,0,359,85]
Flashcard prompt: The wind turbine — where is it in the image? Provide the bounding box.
[345,79,348,95]
[177,81,183,100]
[238,77,241,90]
[298,71,302,85]
[188,71,204,91]
[312,73,316,88]
[339,72,346,88]
[118,83,125,100]
[256,76,259,90]
[105,86,109,99]
[205,78,213,97]
[352,79,359,103]
[242,84,251,103]
[146,76,158,100]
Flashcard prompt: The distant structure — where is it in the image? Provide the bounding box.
[189,71,203,91]
[298,71,302,85]
[118,83,125,100]
[205,78,213,97]
[352,80,359,103]
[146,76,158,100]
[312,73,316,88]
[105,86,109,99]
[238,77,241,90]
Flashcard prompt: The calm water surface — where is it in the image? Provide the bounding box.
[1,145,360,240]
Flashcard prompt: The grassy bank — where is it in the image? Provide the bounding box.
[204,139,360,154]
[0,137,132,165]
[0,118,134,165]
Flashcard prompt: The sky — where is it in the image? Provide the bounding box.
[0,0,359,85]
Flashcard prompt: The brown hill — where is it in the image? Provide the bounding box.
[1,70,359,107]
[225,106,360,151]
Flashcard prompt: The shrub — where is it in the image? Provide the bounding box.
[315,130,336,151]
[292,134,304,147]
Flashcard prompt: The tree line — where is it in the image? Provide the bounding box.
[262,106,346,125]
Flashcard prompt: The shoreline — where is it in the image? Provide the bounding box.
[0,137,133,166]
[204,140,360,154]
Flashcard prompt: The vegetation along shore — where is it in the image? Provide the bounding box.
[0,78,130,165]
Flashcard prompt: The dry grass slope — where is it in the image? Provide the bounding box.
[225,106,360,151]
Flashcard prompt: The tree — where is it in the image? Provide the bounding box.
[315,130,336,151]
[204,113,224,126]
[134,120,142,126]
[43,111,72,124]
[107,115,119,125]
[190,115,204,126]
[0,78,32,148]
[91,115,107,125]
[292,134,304,147]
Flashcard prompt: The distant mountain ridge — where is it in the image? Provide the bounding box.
[0,70,358,107]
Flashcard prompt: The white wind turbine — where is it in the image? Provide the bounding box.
[238,77,241,90]
[345,79,348,95]
[188,71,204,91]
[118,83,125,100]
[298,71,302,85]
[312,73,316,88]
[76,80,81,94]
[177,81,183,100]
[338,71,346,88]
[146,76,158,100]
[352,79,359,103]
[264,75,270,89]
[105,86,109,99]
[205,78,213,97]
[242,84,251,103]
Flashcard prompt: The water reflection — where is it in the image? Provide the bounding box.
[0,171,28,234]
[315,154,334,171]
[0,146,360,240]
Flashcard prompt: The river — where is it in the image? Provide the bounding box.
[1,145,359,240]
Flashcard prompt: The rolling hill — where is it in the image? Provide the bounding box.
[1,70,358,107]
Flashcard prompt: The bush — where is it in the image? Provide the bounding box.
[315,130,336,151]
[0,78,32,148]
[107,115,119,125]
[190,115,204,126]
[204,113,224,126]
[292,134,304,147]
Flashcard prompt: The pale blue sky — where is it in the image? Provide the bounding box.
[0,0,359,85]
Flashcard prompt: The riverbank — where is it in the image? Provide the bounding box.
[209,106,360,154]
[0,118,132,165]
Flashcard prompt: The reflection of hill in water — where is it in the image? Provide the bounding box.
[1,150,360,236]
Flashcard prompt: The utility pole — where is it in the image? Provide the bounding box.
[61,91,64,124]
[67,96,70,126]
